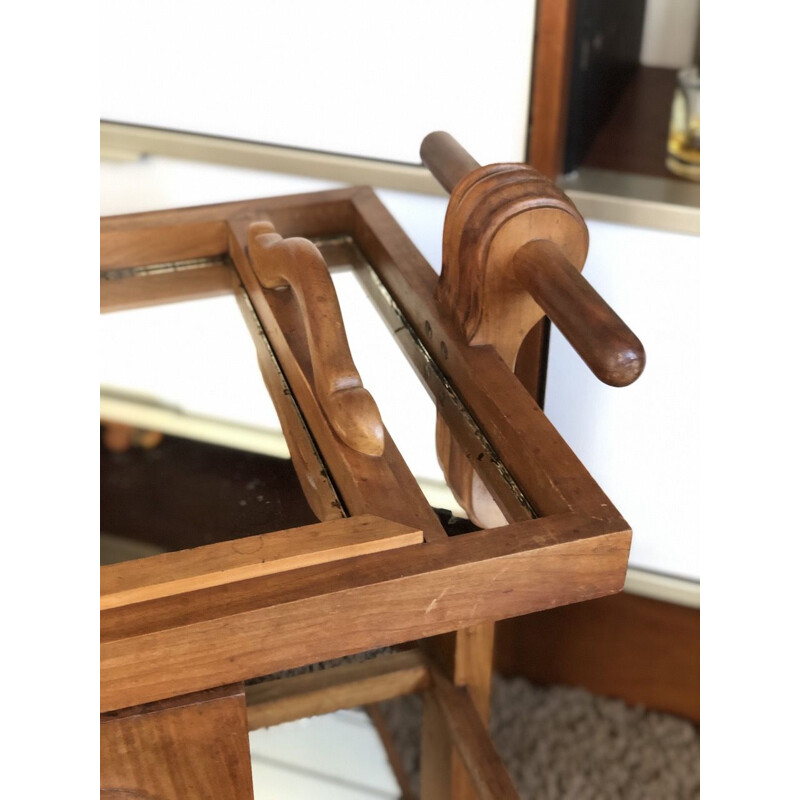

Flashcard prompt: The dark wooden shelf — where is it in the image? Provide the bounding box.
[581,66,682,181]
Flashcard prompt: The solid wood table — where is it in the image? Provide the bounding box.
[100,132,644,799]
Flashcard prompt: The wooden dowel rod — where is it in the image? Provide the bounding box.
[514,240,645,387]
[421,131,645,388]
[420,131,480,193]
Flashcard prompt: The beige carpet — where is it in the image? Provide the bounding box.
[378,676,700,799]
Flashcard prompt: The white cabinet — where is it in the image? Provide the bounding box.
[544,219,700,581]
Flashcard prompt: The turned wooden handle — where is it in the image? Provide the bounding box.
[420,131,480,194]
[514,240,644,387]
[421,131,645,387]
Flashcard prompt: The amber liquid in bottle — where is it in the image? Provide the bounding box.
[666,67,700,182]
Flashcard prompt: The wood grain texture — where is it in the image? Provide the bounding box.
[246,649,430,730]
[428,670,521,800]
[101,262,235,312]
[101,515,422,610]
[228,215,448,543]
[101,515,629,712]
[248,221,385,456]
[99,187,637,800]
[514,239,645,386]
[527,0,577,178]
[233,287,344,524]
[100,684,253,800]
[350,187,617,521]
[495,592,700,723]
[422,623,496,800]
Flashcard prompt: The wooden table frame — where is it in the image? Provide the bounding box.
[100,185,632,799]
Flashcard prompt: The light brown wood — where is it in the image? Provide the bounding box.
[248,220,385,456]
[101,514,422,610]
[428,670,521,800]
[100,260,235,312]
[245,649,430,730]
[349,187,617,521]
[421,623,496,800]
[100,684,254,800]
[528,0,577,178]
[417,135,644,525]
[100,188,635,797]
[496,592,700,723]
[101,221,230,270]
[101,514,629,712]
[228,215,449,543]
[514,239,645,386]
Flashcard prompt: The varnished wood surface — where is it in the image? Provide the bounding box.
[246,649,430,730]
[100,684,254,800]
[101,515,629,711]
[527,0,577,177]
[496,591,700,723]
[350,187,617,521]
[100,188,632,720]
[100,184,638,800]
[429,670,521,800]
[102,515,422,610]
[420,131,480,193]
[514,239,645,386]
[229,214,449,543]
[100,261,235,312]
[422,623,497,800]
[234,289,345,523]
[248,221,385,456]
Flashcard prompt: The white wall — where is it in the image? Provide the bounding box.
[545,219,700,580]
[640,0,700,68]
[100,0,536,165]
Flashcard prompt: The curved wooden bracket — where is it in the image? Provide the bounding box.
[438,161,590,370]
[422,132,646,526]
[247,221,385,457]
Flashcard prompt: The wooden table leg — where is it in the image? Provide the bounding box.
[100,683,254,800]
[421,622,496,799]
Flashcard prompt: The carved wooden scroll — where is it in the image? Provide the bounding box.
[247,221,385,458]
[422,132,645,526]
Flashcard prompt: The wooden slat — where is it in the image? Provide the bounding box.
[101,514,422,610]
[100,684,254,800]
[245,649,430,730]
[421,623,496,800]
[234,287,345,524]
[495,592,700,723]
[100,222,230,269]
[428,671,521,800]
[227,216,449,543]
[345,250,533,525]
[350,188,617,521]
[100,188,358,243]
[100,263,235,312]
[101,514,629,711]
